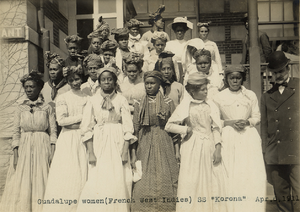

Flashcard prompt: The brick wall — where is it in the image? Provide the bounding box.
[199,1,246,64]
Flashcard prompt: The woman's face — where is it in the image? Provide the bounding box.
[196,55,211,74]
[199,26,209,40]
[67,42,78,58]
[103,51,115,64]
[24,80,41,101]
[154,18,164,29]
[91,38,102,53]
[67,74,82,90]
[227,72,243,91]
[101,29,109,39]
[49,63,62,81]
[129,26,139,37]
[88,65,99,81]
[174,25,186,40]
[154,39,166,54]
[161,63,173,81]
[126,64,139,82]
[145,77,160,96]
[191,84,207,100]
[118,36,129,50]
[99,71,115,93]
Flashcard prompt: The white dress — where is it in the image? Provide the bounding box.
[165,93,227,212]
[76,91,135,212]
[81,77,100,96]
[0,97,56,212]
[203,40,223,74]
[42,90,88,212]
[213,87,266,212]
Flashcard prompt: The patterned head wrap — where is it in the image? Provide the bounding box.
[150,31,168,44]
[20,70,44,89]
[193,48,212,60]
[126,19,144,28]
[197,21,211,29]
[155,51,177,83]
[124,52,144,70]
[64,35,82,46]
[144,70,164,83]
[148,5,165,25]
[62,65,84,78]
[45,51,64,68]
[83,54,103,68]
[100,40,118,53]
[87,30,104,40]
[95,16,110,32]
[111,28,130,42]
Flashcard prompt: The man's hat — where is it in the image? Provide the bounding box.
[267,51,290,72]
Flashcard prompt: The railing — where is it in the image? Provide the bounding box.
[243,61,299,93]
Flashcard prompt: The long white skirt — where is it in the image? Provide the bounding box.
[76,123,132,212]
[222,126,266,212]
[42,128,88,212]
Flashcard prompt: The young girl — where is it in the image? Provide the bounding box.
[76,67,135,212]
[143,31,169,73]
[42,66,88,212]
[131,71,179,212]
[213,65,266,212]
[81,54,103,96]
[165,72,227,212]
[184,48,222,98]
[0,71,56,212]
[155,51,184,107]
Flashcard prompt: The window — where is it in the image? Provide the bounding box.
[258,0,299,39]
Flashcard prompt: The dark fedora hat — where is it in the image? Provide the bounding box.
[267,51,290,72]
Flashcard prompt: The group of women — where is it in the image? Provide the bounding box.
[0,5,267,212]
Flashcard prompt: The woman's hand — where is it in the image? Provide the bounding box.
[213,144,222,165]
[88,152,97,166]
[233,119,250,131]
[49,144,55,166]
[13,156,18,170]
[175,152,181,164]
[121,151,128,165]
[64,123,81,129]
[184,126,193,140]
[131,153,137,170]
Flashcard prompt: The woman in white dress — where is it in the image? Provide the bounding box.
[213,65,266,212]
[165,17,193,81]
[43,66,88,212]
[76,67,136,212]
[0,72,56,212]
[197,22,223,75]
[165,72,227,212]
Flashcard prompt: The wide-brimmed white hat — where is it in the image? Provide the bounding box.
[168,17,193,30]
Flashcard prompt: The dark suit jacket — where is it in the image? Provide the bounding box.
[261,78,299,164]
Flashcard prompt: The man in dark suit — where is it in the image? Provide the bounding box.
[261,51,299,212]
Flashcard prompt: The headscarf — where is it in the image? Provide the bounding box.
[64,35,82,46]
[20,70,44,89]
[186,72,210,85]
[45,51,64,68]
[197,21,211,29]
[124,52,144,70]
[193,48,212,60]
[101,40,118,53]
[150,31,168,44]
[87,30,103,40]
[62,65,84,78]
[224,65,245,75]
[138,71,167,125]
[126,19,144,28]
[83,54,103,69]
[95,16,110,33]
[111,28,130,42]
[148,5,165,25]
